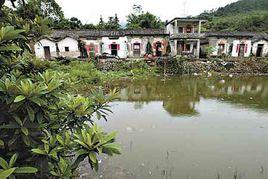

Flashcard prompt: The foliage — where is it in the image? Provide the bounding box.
[204,46,216,57]
[15,0,64,21]
[126,5,164,29]
[199,0,268,19]
[96,14,120,30]
[203,11,268,32]
[126,12,164,29]
[0,8,121,179]
[198,0,268,32]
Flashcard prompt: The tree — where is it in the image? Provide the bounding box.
[15,0,64,21]
[126,7,164,29]
[98,14,121,29]
[82,23,97,29]
[0,4,120,179]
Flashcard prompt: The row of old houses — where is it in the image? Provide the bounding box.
[34,29,168,59]
[34,18,268,60]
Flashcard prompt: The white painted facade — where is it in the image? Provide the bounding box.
[101,37,128,58]
[34,39,57,59]
[34,37,80,59]
[252,39,268,57]
[231,40,252,57]
[211,39,230,56]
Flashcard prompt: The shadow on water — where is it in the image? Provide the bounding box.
[79,76,268,179]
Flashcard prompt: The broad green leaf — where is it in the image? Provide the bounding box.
[76,149,88,156]
[74,140,89,149]
[0,139,4,147]
[103,131,117,143]
[26,106,35,122]
[102,143,121,155]
[0,168,16,179]
[14,95,25,103]
[22,135,30,146]
[14,167,38,174]
[31,149,46,155]
[0,44,21,52]
[21,127,29,136]
[0,157,8,169]
[88,152,97,163]
[9,153,18,168]
[50,171,59,176]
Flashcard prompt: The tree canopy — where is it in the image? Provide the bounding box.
[199,0,268,32]
[126,5,164,29]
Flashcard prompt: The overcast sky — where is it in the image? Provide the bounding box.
[57,0,237,24]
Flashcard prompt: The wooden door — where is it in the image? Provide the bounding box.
[44,46,51,59]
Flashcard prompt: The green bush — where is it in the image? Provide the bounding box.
[0,22,120,179]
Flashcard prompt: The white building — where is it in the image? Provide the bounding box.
[231,39,252,57]
[34,38,57,59]
[34,36,80,59]
[57,37,80,58]
[252,39,268,57]
[101,36,128,58]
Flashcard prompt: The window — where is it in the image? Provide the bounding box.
[186,25,192,33]
[65,47,69,52]
[185,44,191,51]
[178,27,183,33]
[133,44,140,50]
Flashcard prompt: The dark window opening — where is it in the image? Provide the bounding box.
[44,46,51,60]
[179,27,183,33]
[65,47,70,52]
[256,44,264,57]
[185,44,191,51]
[186,25,192,33]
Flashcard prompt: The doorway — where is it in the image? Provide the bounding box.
[256,44,264,57]
[238,44,245,57]
[44,46,51,59]
[218,44,225,55]
[133,43,141,57]
[156,42,162,57]
[111,44,118,56]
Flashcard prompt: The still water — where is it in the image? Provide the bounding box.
[80,76,268,179]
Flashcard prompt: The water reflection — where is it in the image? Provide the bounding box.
[81,76,268,179]
[118,76,268,116]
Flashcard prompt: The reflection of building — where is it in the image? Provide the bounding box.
[118,77,268,115]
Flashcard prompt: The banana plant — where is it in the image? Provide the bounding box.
[0,153,38,179]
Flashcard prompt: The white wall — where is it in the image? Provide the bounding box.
[232,40,252,57]
[166,24,174,35]
[34,39,56,59]
[252,40,268,57]
[101,37,128,58]
[57,37,79,52]
[83,39,101,56]
[57,37,80,58]
[211,39,229,56]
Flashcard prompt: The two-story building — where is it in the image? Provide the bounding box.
[166,18,207,58]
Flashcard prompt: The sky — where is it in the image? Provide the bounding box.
[55,0,238,25]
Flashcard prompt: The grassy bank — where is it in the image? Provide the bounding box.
[48,59,158,93]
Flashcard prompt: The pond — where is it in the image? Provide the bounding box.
[80,76,268,179]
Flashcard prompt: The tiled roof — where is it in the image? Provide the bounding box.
[170,33,206,39]
[165,17,207,26]
[205,32,268,38]
[51,29,168,39]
